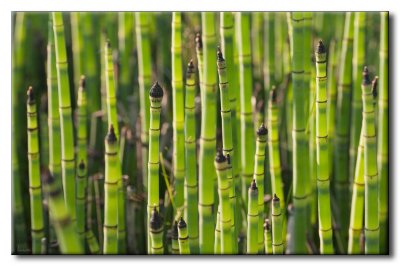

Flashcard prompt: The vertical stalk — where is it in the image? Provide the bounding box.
[215,152,233,254]
[362,68,379,254]
[254,124,268,253]
[199,12,217,254]
[76,161,87,248]
[171,221,179,254]
[220,12,240,247]
[247,179,258,254]
[178,217,190,254]
[103,125,119,254]
[334,12,354,245]
[264,219,272,254]
[315,41,334,254]
[52,12,76,223]
[237,12,255,205]
[105,40,119,137]
[289,12,308,254]
[272,195,284,254]
[171,12,185,211]
[26,87,45,254]
[377,12,388,254]
[184,60,199,253]
[43,170,83,254]
[217,47,237,253]
[349,12,366,182]
[149,207,164,254]
[148,82,163,253]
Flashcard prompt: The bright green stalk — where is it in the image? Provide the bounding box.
[76,160,87,248]
[327,39,338,179]
[103,125,119,254]
[220,12,240,249]
[334,12,354,245]
[39,97,49,169]
[52,12,76,223]
[26,87,45,254]
[263,12,275,112]
[184,60,199,254]
[12,12,29,254]
[171,12,185,211]
[348,119,365,254]
[105,40,119,138]
[315,41,334,254]
[46,16,62,254]
[172,221,179,254]
[76,76,87,176]
[217,47,237,253]
[252,12,264,85]
[362,67,379,254]
[254,124,268,253]
[70,12,84,94]
[237,12,255,205]
[267,88,286,236]
[215,152,233,254]
[118,12,134,109]
[135,12,151,196]
[149,207,164,254]
[85,229,100,254]
[199,12,217,254]
[85,178,100,254]
[178,217,190,255]
[214,209,221,254]
[148,82,163,254]
[349,12,366,181]
[247,179,258,254]
[289,12,308,254]
[43,170,83,254]
[272,195,284,254]
[378,12,388,254]
[264,219,272,254]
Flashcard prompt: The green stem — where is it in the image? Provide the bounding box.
[264,219,272,254]
[272,195,284,254]
[247,179,258,254]
[178,217,190,254]
[149,207,164,254]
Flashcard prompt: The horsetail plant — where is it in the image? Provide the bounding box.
[264,219,273,254]
[171,221,179,255]
[247,179,258,254]
[315,40,334,254]
[254,123,268,253]
[288,12,308,254]
[217,47,237,253]
[377,12,388,253]
[199,12,217,254]
[362,67,379,254]
[52,12,76,224]
[76,160,87,248]
[148,82,164,253]
[272,194,284,254]
[178,217,190,255]
[184,60,199,254]
[149,207,164,254]
[171,12,185,211]
[215,151,233,254]
[103,125,119,254]
[237,12,255,204]
[42,169,83,254]
[334,12,354,244]
[26,87,45,254]
[105,40,119,138]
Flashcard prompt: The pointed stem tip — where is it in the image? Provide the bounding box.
[80,75,86,89]
[106,124,117,143]
[215,150,226,163]
[250,179,258,191]
[178,217,187,229]
[362,66,371,85]
[316,40,326,54]
[257,123,268,136]
[195,32,202,50]
[27,86,35,104]
[149,81,164,98]
[217,46,224,62]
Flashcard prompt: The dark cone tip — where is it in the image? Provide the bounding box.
[257,123,268,136]
[316,40,326,54]
[172,221,178,238]
[372,76,379,98]
[270,86,278,103]
[250,179,258,190]
[215,150,226,163]
[195,33,202,49]
[178,217,187,229]
[80,76,86,89]
[27,86,35,104]
[226,153,231,165]
[187,59,195,72]
[150,207,162,230]
[217,46,224,62]
[149,81,164,98]
[106,124,117,143]
[273,193,280,202]
[78,160,85,170]
[362,66,371,85]
[106,39,111,49]
[264,219,270,230]
[42,168,55,185]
